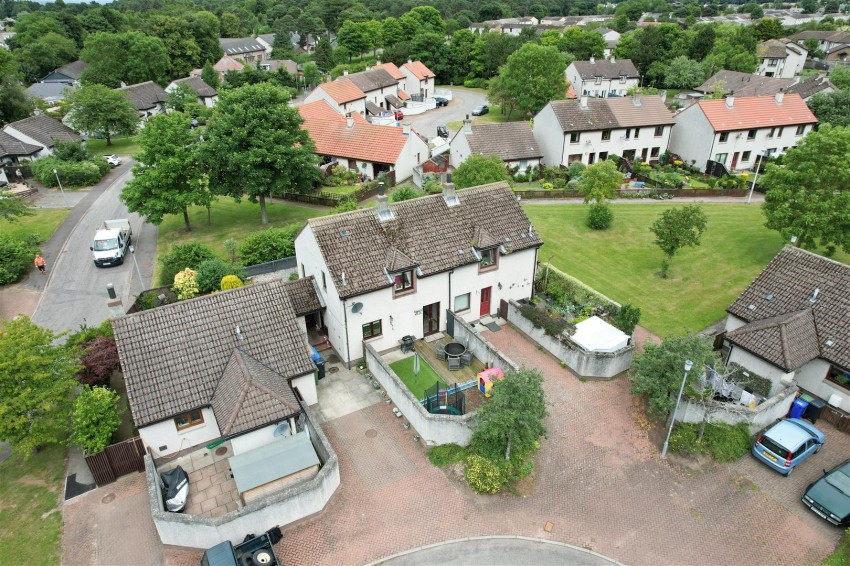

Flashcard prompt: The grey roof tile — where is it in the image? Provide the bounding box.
[571,58,639,79]
[220,37,267,55]
[548,95,673,133]
[171,76,217,98]
[695,70,793,97]
[116,81,167,111]
[465,122,542,161]
[4,115,80,147]
[284,276,322,316]
[0,130,42,158]
[786,75,836,100]
[345,68,398,92]
[726,309,820,371]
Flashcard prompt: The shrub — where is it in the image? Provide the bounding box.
[426,443,468,467]
[71,386,122,455]
[238,226,299,266]
[66,319,114,350]
[567,161,586,180]
[0,235,33,284]
[287,272,298,281]
[173,268,199,300]
[513,173,527,183]
[195,257,242,294]
[53,140,91,162]
[78,336,121,387]
[612,303,641,335]
[332,197,358,213]
[31,156,106,188]
[586,202,613,230]
[325,164,359,186]
[518,303,568,337]
[668,422,751,462]
[541,182,554,190]
[158,242,218,286]
[463,78,489,89]
[389,187,418,202]
[221,274,244,290]
[465,454,508,493]
[22,232,41,247]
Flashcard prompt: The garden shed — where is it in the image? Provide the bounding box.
[229,432,320,504]
[571,316,629,352]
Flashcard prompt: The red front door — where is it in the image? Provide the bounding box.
[480,287,491,317]
[731,152,739,168]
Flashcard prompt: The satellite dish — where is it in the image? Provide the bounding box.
[273,422,290,437]
[352,302,363,313]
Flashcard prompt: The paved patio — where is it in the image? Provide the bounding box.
[156,440,240,518]
[314,358,383,424]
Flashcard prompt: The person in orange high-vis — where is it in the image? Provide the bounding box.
[34,253,46,274]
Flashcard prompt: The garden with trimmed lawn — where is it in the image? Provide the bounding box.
[389,356,443,400]
[524,203,850,337]
[0,209,69,243]
[85,135,142,157]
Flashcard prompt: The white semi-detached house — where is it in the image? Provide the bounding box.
[756,39,807,79]
[566,57,640,98]
[294,182,542,367]
[533,95,674,166]
[668,93,817,173]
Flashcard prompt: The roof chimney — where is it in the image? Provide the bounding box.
[376,59,381,65]
[407,58,413,64]
[610,55,615,63]
[375,182,394,221]
[725,96,735,109]
[442,181,460,207]
[402,123,410,136]
[632,96,642,107]
[775,90,784,104]
[660,90,667,103]
[580,95,588,109]
[343,69,348,76]
[590,56,595,64]
[463,118,472,134]
[346,113,353,129]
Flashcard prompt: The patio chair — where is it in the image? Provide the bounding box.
[448,357,462,371]
[435,343,447,360]
[460,352,473,367]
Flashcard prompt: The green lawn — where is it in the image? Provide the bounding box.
[320,185,360,196]
[0,209,69,245]
[0,444,65,564]
[85,135,142,157]
[524,203,850,337]
[390,356,443,400]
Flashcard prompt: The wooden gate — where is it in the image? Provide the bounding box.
[84,437,146,487]
[822,405,850,433]
[499,299,509,320]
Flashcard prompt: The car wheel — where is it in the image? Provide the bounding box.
[252,549,274,565]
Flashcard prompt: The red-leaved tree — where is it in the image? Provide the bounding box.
[78,336,121,387]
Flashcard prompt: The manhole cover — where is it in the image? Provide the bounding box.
[365,429,378,438]
[101,493,115,504]
[328,366,339,374]
[215,446,228,456]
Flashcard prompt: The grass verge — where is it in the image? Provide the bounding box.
[668,422,751,462]
[823,529,850,566]
[389,356,443,400]
[0,209,70,244]
[0,444,65,564]
[524,203,850,336]
[427,443,468,467]
[85,135,142,157]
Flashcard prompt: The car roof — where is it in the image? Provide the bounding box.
[765,419,818,450]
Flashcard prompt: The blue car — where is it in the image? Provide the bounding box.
[752,418,825,475]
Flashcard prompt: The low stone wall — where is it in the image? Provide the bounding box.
[447,312,519,373]
[676,384,798,431]
[505,301,633,378]
[365,342,474,446]
[146,406,340,548]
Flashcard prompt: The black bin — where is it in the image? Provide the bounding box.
[313,357,326,380]
[804,398,826,424]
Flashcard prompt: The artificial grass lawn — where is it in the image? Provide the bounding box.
[524,203,850,337]
[0,209,69,244]
[85,135,142,158]
[0,444,65,564]
[390,356,443,400]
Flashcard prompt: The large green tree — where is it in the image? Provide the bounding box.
[559,27,606,60]
[0,317,79,458]
[488,43,565,118]
[0,77,34,125]
[201,83,319,225]
[16,31,78,83]
[70,385,121,455]
[190,11,222,66]
[336,20,368,60]
[649,204,709,278]
[81,31,170,88]
[121,112,212,231]
[663,56,704,89]
[808,90,850,126]
[0,188,33,221]
[762,124,850,254]
[452,154,511,189]
[148,15,201,79]
[577,159,622,204]
[66,84,138,146]
[829,66,850,90]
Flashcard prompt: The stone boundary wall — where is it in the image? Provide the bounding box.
[677,384,799,431]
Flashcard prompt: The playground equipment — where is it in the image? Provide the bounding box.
[478,367,505,397]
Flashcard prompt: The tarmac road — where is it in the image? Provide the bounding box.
[405,87,488,140]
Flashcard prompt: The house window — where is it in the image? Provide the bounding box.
[625,128,631,140]
[778,127,784,136]
[767,128,775,138]
[619,74,626,83]
[654,126,664,137]
[478,248,498,271]
[175,409,204,431]
[747,129,756,140]
[519,160,528,170]
[454,293,471,312]
[796,124,806,135]
[650,147,659,158]
[601,130,611,141]
[321,271,327,290]
[714,153,728,164]
[634,127,640,139]
[301,263,305,278]
[599,151,608,160]
[362,320,382,339]
[568,153,583,163]
[393,269,414,294]
[742,150,751,161]
[594,76,602,84]
[719,132,729,143]
[827,366,850,392]
[570,131,580,144]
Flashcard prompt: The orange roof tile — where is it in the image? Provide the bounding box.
[397,89,410,101]
[298,100,367,123]
[697,93,817,132]
[299,104,407,164]
[401,60,435,80]
[214,55,244,73]
[373,62,405,81]
[317,78,366,104]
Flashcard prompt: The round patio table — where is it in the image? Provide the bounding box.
[445,342,466,359]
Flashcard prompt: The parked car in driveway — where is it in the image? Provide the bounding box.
[105,154,121,167]
[752,418,825,475]
[436,125,449,138]
[802,458,850,526]
[434,96,449,107]
[471,104,489,116]
[394,110,404,120]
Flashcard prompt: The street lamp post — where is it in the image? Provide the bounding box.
[747,151,765,204]
[661,359,694,459]
[52,168,68,207]
[129,244,145,292]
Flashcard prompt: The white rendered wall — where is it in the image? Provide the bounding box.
[139,407,221,458]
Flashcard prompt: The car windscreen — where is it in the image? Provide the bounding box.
[825,470,850,497]
[759,437,790,459]
[93,238,119,251]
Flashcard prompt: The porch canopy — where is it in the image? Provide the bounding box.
[571,316,629,352]
[385,94,403,108]
[229,431,319,494]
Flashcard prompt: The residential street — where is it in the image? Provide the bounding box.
[404,87,488,139]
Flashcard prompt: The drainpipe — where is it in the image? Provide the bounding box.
[448,269,453,319]
[531,247,539,299]
[343,298,352,369]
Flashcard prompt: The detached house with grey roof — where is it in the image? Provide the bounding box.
[295,182,543,366]
[566,57,640,98]
[116,80,168,121]
[219,37,267,63]
[166,76,218,107]
[3,115,80,158]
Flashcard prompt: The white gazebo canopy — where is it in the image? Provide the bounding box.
[571,316,629,352]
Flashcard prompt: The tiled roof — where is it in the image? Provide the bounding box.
[346,68,397,92]
[54,59,87,80]
[0,130,41,158]
[696,70,794,97]
[116,81,167,111]
[465,122,542,161]
[385,94,403,108]
[263,59,298,74]
[256,33,276,45]
[758,39,788,58]
[219,37,266,55]
[214,55,244,73]
[786,75,836,100]
[726,310,820,371]
[112,279,314,427]
[571,58,639,79]
[24,82,73,101]
[305,183,542,298]
[397,89,410,101]
[4,115,80,147]
[316,78,365,104]
[299,101,408,164]
[284,276,323,316]
[210,349,301,437]
[365,101,382,115]
[373,62,405,80]
[547,95,673,132]
[727,246,850,371]
[171,76,217,98]
[789,30,850,43]
[695,93,816,132]
[401,60,435,80]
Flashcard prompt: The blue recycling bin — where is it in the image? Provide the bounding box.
[789,397,809,419]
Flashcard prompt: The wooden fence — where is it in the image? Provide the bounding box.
[822,405,850,433]
[84,437,146,487]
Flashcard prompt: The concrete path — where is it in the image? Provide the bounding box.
[403,87,487,139]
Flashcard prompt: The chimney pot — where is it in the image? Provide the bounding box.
[725,96,735,109]
[346,114,353,129]
[463,119,472,134]
[580,95,589,109]
[590,56,595,64]
[775,90,784,104]
[660,90,667,103]
[343,69,348,76]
